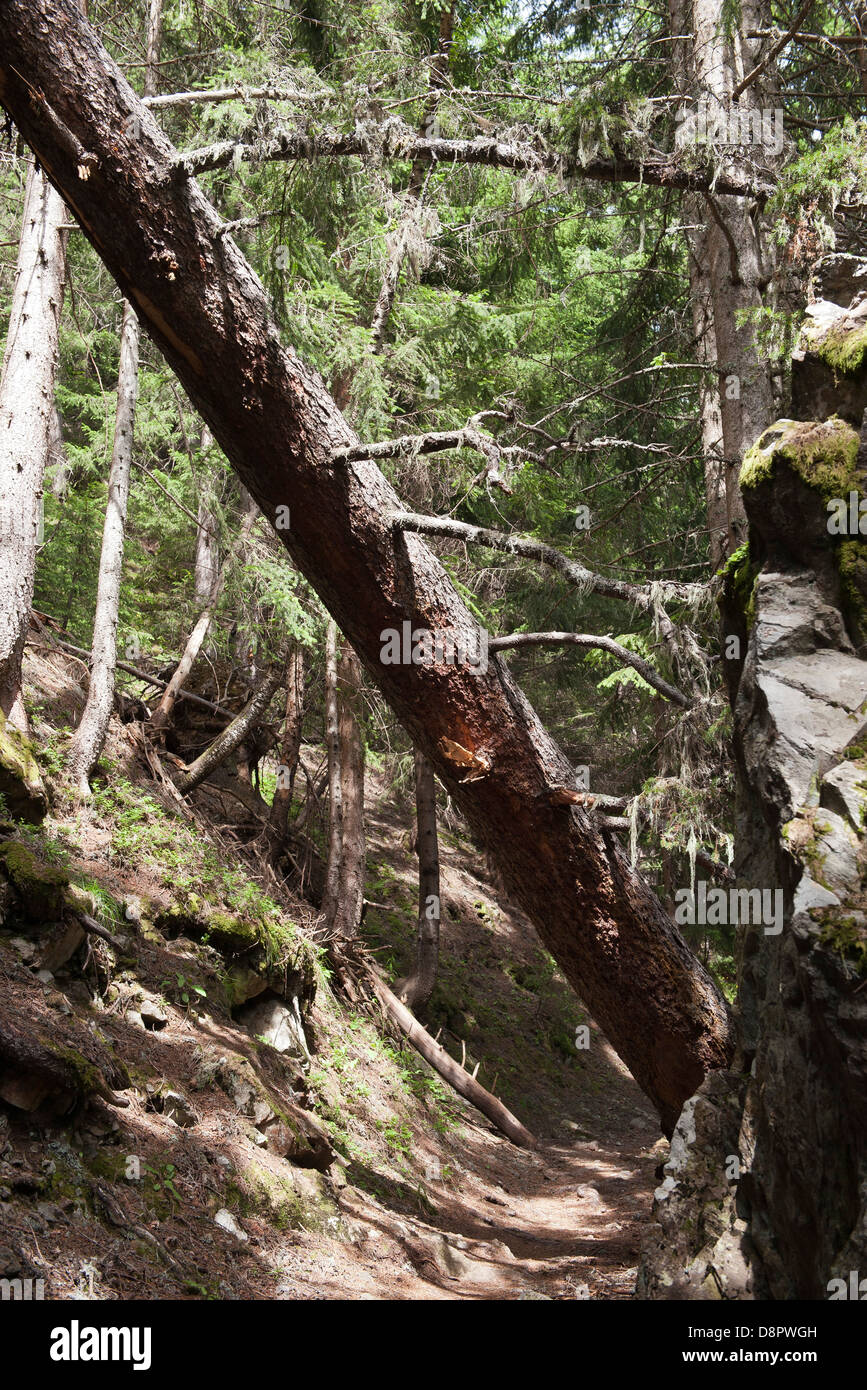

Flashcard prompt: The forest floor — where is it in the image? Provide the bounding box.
[0,645,664,1300]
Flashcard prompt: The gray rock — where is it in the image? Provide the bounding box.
[821,761,867,831]
[643,476,867,1301]
[214,1208,248,1242]
[237,994,311,1064]
[159,1090,197,1128]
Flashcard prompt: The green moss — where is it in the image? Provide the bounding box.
[741,417,860,499]
[839,538,867,641]
[741,418,866,641]
[226,1157,334,1233]
[44,1039,103,1096]
[817,319,867,377]
[717,541,760,628]
[0,710,47,823]
[818,914,867,974]
[0,841,68,920]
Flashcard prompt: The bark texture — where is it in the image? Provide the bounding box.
[0,162,68,730]
[0,0,734,1132]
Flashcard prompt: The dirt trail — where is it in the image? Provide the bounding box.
[272,1106,660,1300]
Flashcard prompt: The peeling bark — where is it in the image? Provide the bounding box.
[0,163,68,731]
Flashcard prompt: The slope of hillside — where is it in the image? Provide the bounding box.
[0,644,661,1300]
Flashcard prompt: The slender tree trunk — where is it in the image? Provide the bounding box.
[194,424,220,603]
[176,659,284,794]
[320,621,343,928]
[0,163,69,732]
[150,507,255,730]
[268,643,305,842]
[368,968,537,1148]
[0,0,735,1131]
[332,642,365,938]
[398,748,440,1009]
[321,633,366,937]
[66,299,140,795]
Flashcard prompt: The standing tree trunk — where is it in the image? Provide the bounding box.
[194,424,220,603]
[0,163,68,733]
[150,506,255,731]
[397,748,440,1009]
[268,642,305,850]
[321,631,366,938]
[671,0,779,567]
[66,298,140,796]
[332,642,365,938]
[0,0,735,1131]
[320,621,343,928]
[66,0,160,790]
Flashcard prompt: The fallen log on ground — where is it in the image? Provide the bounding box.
[366,967,538,1150]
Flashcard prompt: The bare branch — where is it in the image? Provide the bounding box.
[171,121,774,200]
[489,631,691,707]
[386,509,704,612]
[733,0,816,99]
[143,84,319,110]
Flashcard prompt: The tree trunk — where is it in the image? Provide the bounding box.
[68,0,162,790]
[332,641,365,938]
[0,162,68,732]
[398,749,440,1009]
[0,0,734,1132]
[320,621,343,929]
[176,659,284,795]
[367,969,536,1148]
[66,298,140,796]
[194,424,220,603]
[268,643,305,844]
[671,0,779,567]
[150,507,255,730]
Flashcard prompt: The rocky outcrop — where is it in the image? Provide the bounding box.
[639,277,867,1301]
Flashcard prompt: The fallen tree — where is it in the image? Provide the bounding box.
[0,0,733,1134]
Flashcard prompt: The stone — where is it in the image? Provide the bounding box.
[138,996,168,1030]
[813,253,867,308]
[0,713,47,824]
[214,1208,248,1241]
[237,994,311,1064]
[821,761,867,831]
[159,1090,197,1128]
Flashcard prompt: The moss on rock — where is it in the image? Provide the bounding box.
[0,711,47,824]
[740,418,866,645]
[0,841,68,921]
[741,418,860,498]
[717,542,760,629]
[816,318,867,378]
